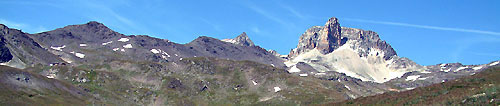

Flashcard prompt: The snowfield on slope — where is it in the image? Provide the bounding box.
[285,41,414,83]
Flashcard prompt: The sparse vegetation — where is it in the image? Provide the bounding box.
[328,66,500,105]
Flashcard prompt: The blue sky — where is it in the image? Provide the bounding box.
[1,0,499,65]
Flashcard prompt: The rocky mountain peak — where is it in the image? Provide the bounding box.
[0,24,9,34]
[0,24,7,29]
[221,32,255,46]
[32,21,124,45]
[288,17,346,57]
[85,21,106,27]
[80,21,112,31]
[55,21,113,34]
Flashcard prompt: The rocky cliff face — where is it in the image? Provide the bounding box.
[0,24,64,68]
[289,17,346,57]
[288,17,396,60]
[286,17,421,83]
[221,32,255,46]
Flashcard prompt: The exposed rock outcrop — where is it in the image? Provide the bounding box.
[285,17,421,83]
[222,32,255,46]
[289,17,346,57]
[288,17,396,60]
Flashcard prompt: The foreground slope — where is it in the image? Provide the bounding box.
[9,57,353,105]
[0,24,64,69]
[0,66,96,105]
[329,65,500,105]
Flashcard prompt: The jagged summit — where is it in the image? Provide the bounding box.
[288,17,346,57]
[285,17,419,83]
[222,32,255,46]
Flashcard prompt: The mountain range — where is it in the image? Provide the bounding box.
[0,17,498,105]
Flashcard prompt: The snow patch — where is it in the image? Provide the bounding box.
[252,80,257,85]
[112,48,120,51]
[46,74,56,79]
[222,39,237,44]
[490,61,499,66]
[123,44,133,48]
[118,38,129,42]
[315,73,326,76]
[79,44,87,47]
[473,66,483,70]
[151,49,160,54]
[405,75,420,81]
[288,65,301,73]
[273,87,281,92]
[69,51,85,58]
[455,66,469,72]
[102,41,113,45]
[74,53,85,58]
[151,49,170,59]
[284,41,413,83]
[443,68,451,72]
[299,74,308,77]
[405,87,415,90]
[344,85,351,90]
[420,71,432,74]
[417,77,428,80]
[50,45,66,51]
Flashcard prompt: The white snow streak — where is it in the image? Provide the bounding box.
[123,44,133,48]
[150,49,160,54]
[344,85,351,90]
[69,51,85,58]
[50,45,65,51]
[102,41,113,45]
[118,38,129,42]
[405,75,420,81]
[490,61,499,66]
[288,65,301,73]
[473,66,483,70]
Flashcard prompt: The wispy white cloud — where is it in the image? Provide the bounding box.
[0,19,48,33]
[77,0,150,35]
[35,26,48,33]
[0,19,28,29]
[344,18,500,36]
[251,27,261,33]
[278,3,306,20]
[200,18,223,32]
[247,4,288,26]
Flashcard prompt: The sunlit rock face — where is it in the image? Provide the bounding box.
[221,32,255,46]
[286,17,422,83]
[289,17,346,57]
